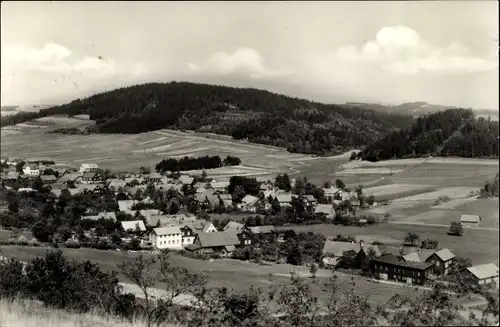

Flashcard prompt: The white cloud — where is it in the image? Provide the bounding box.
[1,43,149,78]
[336,26,498,75]
[188,47,294,79]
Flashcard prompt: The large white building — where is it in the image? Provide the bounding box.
[22,163,40,177]
[79,163,99,174]
[150,226,183,250]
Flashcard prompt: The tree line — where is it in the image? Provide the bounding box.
[155,155,241,172]
[358,109,499,161]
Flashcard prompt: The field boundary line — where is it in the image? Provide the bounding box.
[389,221,499,231]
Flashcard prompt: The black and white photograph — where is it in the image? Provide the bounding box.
[0,1,499,326]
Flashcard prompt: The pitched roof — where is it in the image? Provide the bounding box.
[82,172,97,179]
[223,221,245,232]
[211,181,229,189]
[241,195,259,205]
[305,195,316,201]
[80,163,98,169]
[58,173,82,182]
[153,226,182,236]
[373,254,434,270]
[402,249,435,262]
[145,172,163,179]
[248,225,276,234]
[41,175,58,181]
[466,263,499,280]
[460,214,481,223]
[81,212,117,221]
[275,193,293,203]
[196,232,240,248]
[434,248,456,262]
[314,204,334,214]
[121,220,146,232]
[107,179,127,188]
[118,200,137,212]
[323,187,341,194]
[178,175,194,185]
[322,241,360,257]
[25,163,39,170]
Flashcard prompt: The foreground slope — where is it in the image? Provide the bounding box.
[359,109,499,161]
[0,82,413,156]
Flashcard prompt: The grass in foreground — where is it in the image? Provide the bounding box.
[0,298,180,327]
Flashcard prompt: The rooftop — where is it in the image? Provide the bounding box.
[466,263,499,280]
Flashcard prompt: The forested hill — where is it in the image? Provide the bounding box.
[358,108,499,161]
[0,82,414,156]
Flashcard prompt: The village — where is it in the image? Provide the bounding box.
[0,156,498,292]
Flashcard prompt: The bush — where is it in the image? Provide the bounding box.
[64,238,81,249]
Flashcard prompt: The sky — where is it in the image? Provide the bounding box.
[1,1,499,109]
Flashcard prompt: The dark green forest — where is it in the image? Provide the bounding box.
[358,109,499,161]
[0,82,414,156]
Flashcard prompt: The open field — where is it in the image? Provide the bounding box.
[362,183,437,200]
[0,230,33,242]
[405,198,500,229]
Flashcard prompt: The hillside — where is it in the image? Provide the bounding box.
[358,109,499,161]
[0,82,414,156]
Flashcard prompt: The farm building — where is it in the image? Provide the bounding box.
[121,220,147,232]
[460,214,481,227]
[303,194,317,207]
[185,231,240,256]
[79,163,99,173]
[275,193,294,207]
[465,263,499,287]
[223,221,245,232]
[81,172,103,184]
[371,254,434,285]
[179,225,197,246]
[144,172,163,183]
[402,248,456,276]
[149,226,183,250]
[240,195,259,211]
[314,204,336,219]
[206,180,230,193]
[323,186,343,199]
[22,163,40,176]
[41,175,58,184]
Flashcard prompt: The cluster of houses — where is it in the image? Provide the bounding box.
[321,240,499,288]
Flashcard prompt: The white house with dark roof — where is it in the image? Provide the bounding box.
[460,214,481,227]
[22,163,40,176]
[150,226,183,249]
[466,263,499,287]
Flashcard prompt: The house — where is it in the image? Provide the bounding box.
[180,225,197,247]
[18,188,36,193]
[465,263,499,287]
[206,180,230,193]
[240,195,259,212]
[58,173,82,184]
[323,187,343,199]
[342,191,360,206]
[223,221,245,232]
[54,167,71,176]
[149,226,183,250]
[22,163,40,176]
[303,195,317,207]
[322,240,381,269]
[1,172,19,181]
[41,175,58,184]
[402,249,436,263]
[117,199,154,212]
[184,220,218,234]
[124,209,162,222]
[79,164,99,173]
[107,179,127,191]
[120,220,147,233]
[460,214,481,227]
[247,225,276,235]
[144,172,163,183]
[81,172,102,184]
[371,254,434,285]
[68,185,98,196]
[314,204,336,219]
[185,231,240,256]
[259,180,276,192]
[425,248,456,275]
[81,211,117,222]
[178,175,194,186]
[275,193,294,207]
